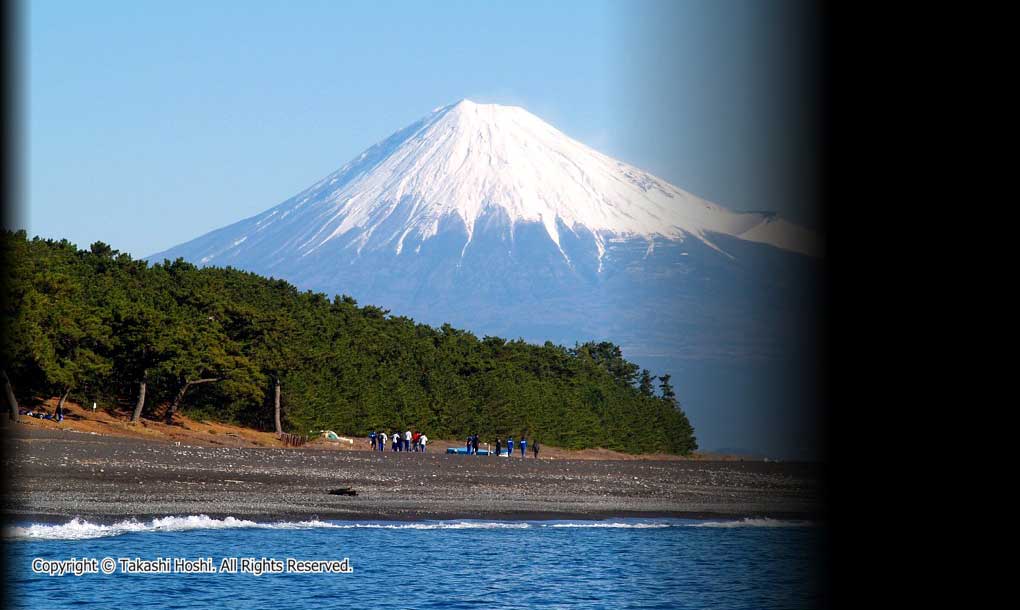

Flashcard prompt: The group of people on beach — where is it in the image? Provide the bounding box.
[367,430,540,458]
[369,430,428,452]
[462,434,539,458]
[493,435,539,458]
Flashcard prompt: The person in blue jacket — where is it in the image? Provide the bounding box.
[507,436,514,457]
[520,437,527,458]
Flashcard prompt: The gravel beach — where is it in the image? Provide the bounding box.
[3,426,823,524]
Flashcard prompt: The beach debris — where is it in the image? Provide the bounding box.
[277,432,307,447]
[327,487,357,496]
[318,430,354,444]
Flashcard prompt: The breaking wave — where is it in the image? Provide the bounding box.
[4,515,339,541]
[5,515,812,540]
[548,522,672,529]
[689,518,815,528]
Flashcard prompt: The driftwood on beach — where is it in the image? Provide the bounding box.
[277,432,306,447]
[327,487,357,496]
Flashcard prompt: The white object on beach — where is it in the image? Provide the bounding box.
[321,430,354,444]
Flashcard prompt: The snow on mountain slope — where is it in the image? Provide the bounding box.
[151,99,817,270]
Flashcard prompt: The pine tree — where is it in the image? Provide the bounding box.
[659,373,677,404]
[0,230,700,454]
[639,369,656,396]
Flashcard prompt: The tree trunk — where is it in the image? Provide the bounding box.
[166,382,190,422]
[131,380,147,423]
[2,369,19,423]
[58,387,71,410]
[56,387,71,421]
[166,377,220,423]
[274,378,283,435]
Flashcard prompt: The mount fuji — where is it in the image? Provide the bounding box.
[150,100,822,458]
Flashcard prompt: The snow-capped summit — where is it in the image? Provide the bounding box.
[152,99,815,272]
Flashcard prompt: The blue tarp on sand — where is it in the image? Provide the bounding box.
[445,447,491,456]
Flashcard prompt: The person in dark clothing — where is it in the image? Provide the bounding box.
[369,431,377,450]
[471,434,479,455]
[495,438,502,457]
[533,440,539,459]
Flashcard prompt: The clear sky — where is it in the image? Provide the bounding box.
[15,0,819,258]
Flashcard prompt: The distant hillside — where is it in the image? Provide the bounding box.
[2,230,696,454]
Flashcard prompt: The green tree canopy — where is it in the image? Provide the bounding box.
[1,231,697,454]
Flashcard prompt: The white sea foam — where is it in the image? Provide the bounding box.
[548,522,672,529]
[3,517,542,540]
[688,518,814,528]
[4,515,340,541]
[337,521,532,530]
[5,515,812,540]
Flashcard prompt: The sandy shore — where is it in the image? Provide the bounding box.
[2,424,822,524]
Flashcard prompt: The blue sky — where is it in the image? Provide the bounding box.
[16,0,818,258]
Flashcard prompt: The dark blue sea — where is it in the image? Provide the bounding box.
[5,516,825,609]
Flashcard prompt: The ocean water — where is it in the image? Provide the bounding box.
[5,516,825,609]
